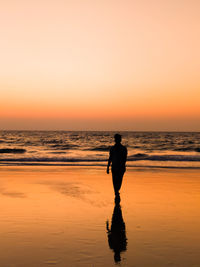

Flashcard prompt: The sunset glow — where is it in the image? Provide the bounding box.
[0,0,200,130]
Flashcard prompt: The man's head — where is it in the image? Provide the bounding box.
[114,134,122,144]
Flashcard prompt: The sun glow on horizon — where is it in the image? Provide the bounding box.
[0,0,200,130]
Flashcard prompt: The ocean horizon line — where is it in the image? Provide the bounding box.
[1,130,200,133]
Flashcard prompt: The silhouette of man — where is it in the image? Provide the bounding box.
[106,197,127,263]
[107,134,127,196]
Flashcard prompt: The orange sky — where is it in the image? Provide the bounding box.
[0,0,200,130]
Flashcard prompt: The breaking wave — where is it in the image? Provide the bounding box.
[1,154,200,163]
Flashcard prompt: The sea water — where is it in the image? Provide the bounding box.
[0,131,200,168]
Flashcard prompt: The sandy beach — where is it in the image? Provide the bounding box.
[0,166,199,266]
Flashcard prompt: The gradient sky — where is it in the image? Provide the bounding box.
[0,0,200,130]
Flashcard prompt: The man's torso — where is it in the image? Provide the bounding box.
[110,144,127,172]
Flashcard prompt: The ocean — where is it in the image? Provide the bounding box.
[0,131,200,168]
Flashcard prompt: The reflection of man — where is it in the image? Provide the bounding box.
[107,134,127,196]
[106,198,127,263]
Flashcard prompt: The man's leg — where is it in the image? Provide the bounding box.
[117,171,124,192]
[112,170,124,195]
[112,171,118,195]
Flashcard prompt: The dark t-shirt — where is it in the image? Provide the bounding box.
[109,144,127,172]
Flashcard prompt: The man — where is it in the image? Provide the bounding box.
[107,134,127,196]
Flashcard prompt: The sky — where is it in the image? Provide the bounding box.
[0,0,200,131]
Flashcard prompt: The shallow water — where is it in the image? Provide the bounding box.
[0,166,200,266]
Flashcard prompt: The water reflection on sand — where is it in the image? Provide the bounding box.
[1,166,200,267]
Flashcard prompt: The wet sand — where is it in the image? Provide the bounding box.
[0,166,200,266]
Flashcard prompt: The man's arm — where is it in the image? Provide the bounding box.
[123,147,128,172]
[107,149,112,174]
[124,147,127,163]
